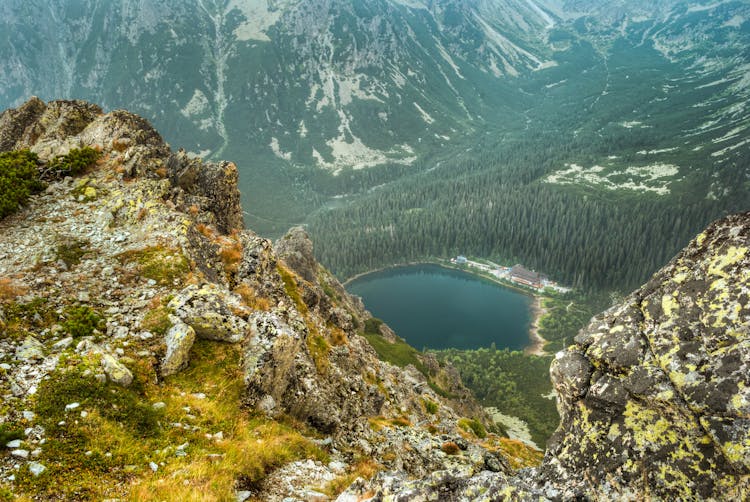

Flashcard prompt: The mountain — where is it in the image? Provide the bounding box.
[1,0,748,289]
[0,98,748,500]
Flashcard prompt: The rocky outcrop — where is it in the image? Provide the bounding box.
[0,98,242,236]
[274,226,319,283]
[167,150,244,234]
[0,98,499,500]
[168,284,249,343]
[540,211,750,500]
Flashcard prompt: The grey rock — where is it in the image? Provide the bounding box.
[51,337,74,351]
[169,284,248,343]
[28,462,46,477]
[160,317,196,377]
[15,336,45,361]
[101,353,133,387]
[274,226,318,283]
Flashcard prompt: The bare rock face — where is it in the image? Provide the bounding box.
[168,150,244,234]
[540,211,750,500]
[274,226,318,283]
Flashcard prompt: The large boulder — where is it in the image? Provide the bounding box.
[169,284,249,342]
[540,211,750,500]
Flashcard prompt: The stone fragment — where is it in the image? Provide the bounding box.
[28,462,46,477]
[160,317,196,377]
[101,353,133,386]
[15,336,45,361]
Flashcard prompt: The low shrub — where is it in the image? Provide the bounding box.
[458,418,487,439]
[47,147,100,176]
[0,150,43,219]
[61,305,104,338]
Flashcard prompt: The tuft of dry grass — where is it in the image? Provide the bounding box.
[234,283,272,311]
[441,441,460,455]
[0,277,27,301]
[321,459,379,497]
[488,437,543,469]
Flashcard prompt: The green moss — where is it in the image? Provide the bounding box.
[47,147,101,176]
[2,298,57,337]
[277,264,307,314]
[0,149,43,219]
[56,238,89,267]
[0,423,24,445]
[141,306,173,336]
[361,331,426,374]
[34,367,160,437]
[61,305,104,338]
[120,245,191,286]
[307,333,330,375]
[423,398,439,414]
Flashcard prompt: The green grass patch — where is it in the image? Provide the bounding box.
[55,238,90,268]
[277,264,308,314]
[458,417,487,439]
[14,339,327,500]
[119,245,190,286]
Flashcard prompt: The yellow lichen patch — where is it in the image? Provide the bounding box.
[672,271,689,284]
[707,246,747,278]
[695,232,707,247]
[723,439,750,465]
[623,402,676,448]
[662,294,679,318]
[610,325,625,334]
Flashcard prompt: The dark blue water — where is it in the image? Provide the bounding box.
[347,264,532,351]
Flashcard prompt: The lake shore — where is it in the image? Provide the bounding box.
[345,260,553,356]
[525,295,548,356]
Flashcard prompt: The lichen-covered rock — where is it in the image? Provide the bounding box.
[540,211,750,500]
[15,336,45,361]
[100,353,133,387]
[160,317,197,377]
[169,284,249,342]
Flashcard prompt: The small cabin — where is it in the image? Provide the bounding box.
[456,255,468,264]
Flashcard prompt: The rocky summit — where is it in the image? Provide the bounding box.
[0,98,748,501]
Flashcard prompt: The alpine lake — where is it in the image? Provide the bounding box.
[347,264,533,351]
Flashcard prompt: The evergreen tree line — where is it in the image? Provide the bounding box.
[308,160,745,292]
